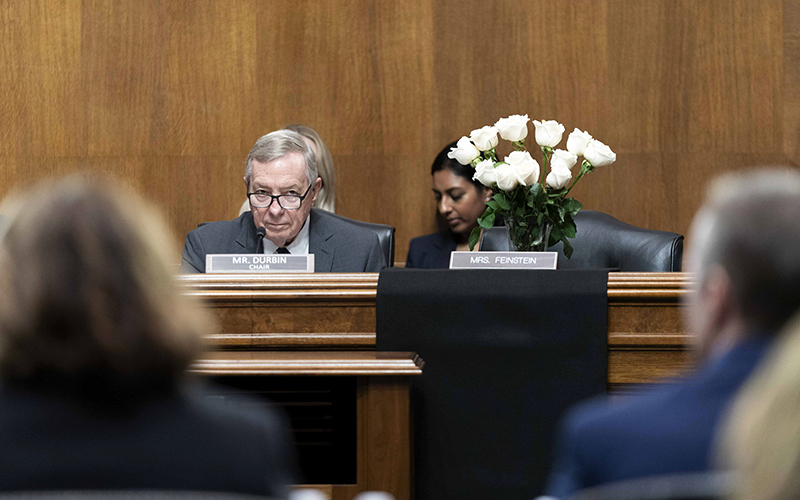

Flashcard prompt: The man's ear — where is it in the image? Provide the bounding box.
[695,265,737,359]
[705,266,735,328]
[243,175,249,192]
[309,177,323,205]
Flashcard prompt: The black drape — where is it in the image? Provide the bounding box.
[376,268,609,500]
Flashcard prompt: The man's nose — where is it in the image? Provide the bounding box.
[268,198,284,215]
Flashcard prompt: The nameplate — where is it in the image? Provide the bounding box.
[449,251,558,270]
[205,253,315,273]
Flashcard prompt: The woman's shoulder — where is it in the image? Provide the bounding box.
[406,232,458,269]
[409,231,455,250]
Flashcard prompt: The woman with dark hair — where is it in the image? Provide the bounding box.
[406,141,493,268]
[0,175,293,496]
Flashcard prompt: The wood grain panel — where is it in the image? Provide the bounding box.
[0,0,795,263]
[0,0,83,157]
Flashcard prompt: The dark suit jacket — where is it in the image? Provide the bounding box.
[181,209,387,273]
[545,337,772,498]
[0,383,293,497]
[405,231,458,269]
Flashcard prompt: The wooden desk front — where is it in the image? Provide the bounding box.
[180,272,696,389]
[179,272,693,499]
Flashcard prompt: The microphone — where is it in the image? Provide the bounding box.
[256,227,266,253]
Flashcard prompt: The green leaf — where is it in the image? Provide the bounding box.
[564,198,583,215]
[494,193,511,211]
[486,200,499,211]
[468,226,481,250]
[562,238,574,259]
[563,219,577,238]
[479,212,496,229]
[550,225,562,241]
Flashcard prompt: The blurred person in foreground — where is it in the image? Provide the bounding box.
[0,175,293,496]
[240,124,336,215]
[405,141,492,268]
[544,168,800,498]
[720,312,800,500]
[182,129,385,273]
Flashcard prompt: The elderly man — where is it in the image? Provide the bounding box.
[181,130,386,273]
[544,169,800,497]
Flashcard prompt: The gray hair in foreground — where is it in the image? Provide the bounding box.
[244,129,318,189]
[694,167,800,330]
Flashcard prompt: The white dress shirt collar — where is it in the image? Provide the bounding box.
[262,219,310,255]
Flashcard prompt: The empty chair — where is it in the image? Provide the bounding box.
[479,210,683,271]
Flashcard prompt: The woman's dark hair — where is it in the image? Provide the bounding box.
[431,141,485,191]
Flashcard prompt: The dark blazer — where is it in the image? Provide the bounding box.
[405,231,458,269]
[181,209,387,273]
[0,384,293,497]
[545,337,772,498]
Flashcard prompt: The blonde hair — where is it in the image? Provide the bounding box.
[0,175,209,392]
[719,312,800,500]
[286,124,336,213]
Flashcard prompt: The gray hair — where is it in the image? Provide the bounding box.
[693,168,800,330]
[244,129,318,189]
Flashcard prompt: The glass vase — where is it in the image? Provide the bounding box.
[506,217,553,252]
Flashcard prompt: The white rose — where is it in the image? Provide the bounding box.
[447,136,481,165]
[469,126,499,151]
[472,159,497,187]
[494,114,530,142]
[550,149,578,171]
[566,128,593,156]
[494,163,519,191]
[583,139,617,167]
[532,120,565,148]
[546,166,572,189]
[505,150,540,187]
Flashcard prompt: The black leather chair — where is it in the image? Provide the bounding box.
[479,210,683,271]
[326,212,396,267]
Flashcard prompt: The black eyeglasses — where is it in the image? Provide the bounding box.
[248,183,313,210]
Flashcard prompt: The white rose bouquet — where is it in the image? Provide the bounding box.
[448,116,616,256]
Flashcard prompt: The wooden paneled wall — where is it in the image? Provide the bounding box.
[1,0,796,262]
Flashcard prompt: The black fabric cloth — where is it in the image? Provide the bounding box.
[0,382,294,497]
[276,247,290,254]
[376,268,609,500]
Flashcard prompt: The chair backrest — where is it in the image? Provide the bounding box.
[326,212,396,267]
[479,210,683,271]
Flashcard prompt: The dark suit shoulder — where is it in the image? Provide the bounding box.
[406,231,456,269]
[188,213,254,249]
[312,209,380,243]
[181,213,256,273]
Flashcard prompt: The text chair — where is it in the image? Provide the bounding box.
[479,210,683,271]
